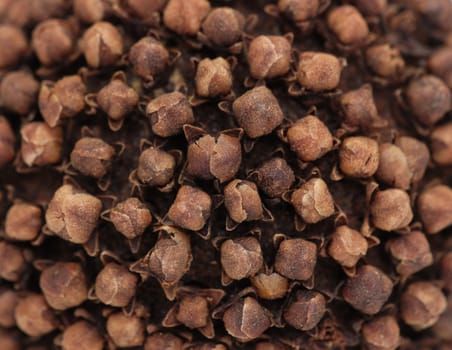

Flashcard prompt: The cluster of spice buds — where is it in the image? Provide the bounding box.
[0,0,452,349]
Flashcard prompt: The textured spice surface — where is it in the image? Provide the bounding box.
[0,0,452,349]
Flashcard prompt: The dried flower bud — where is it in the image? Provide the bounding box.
[177,295,210,329]
[129,37,169,85]
[110,198,152,240]
[185,128,242,183]
[287,115,333,162]
[342,265,393,315]
[327,5,369,45]
[0,117,15,167]
[428,47,452,89]
[0,25,27,69]
[401,281,447,330]
[136,147,176,187]
[134,228,192,297]
[431,122,452,165]
[328,225,368,268]
[0,71,39,115]
[405,75,451,126]
[387,231,433,276]
[417,185,452,234]
[163,0,210,36]
[31,19,76,66]
[441,252,452,292]
[251,272,288,300]
[248,35,292,80]
[0,289,19,328]
[291,178,335,224]
[362,315,400,350]
[339,137,379,178]
[195,57,233,98]
[277,0,330,22]
[432,296,452,341]
[95,262,138,307]
[201,7,245,47]
[370,189,413,231]
[0,329,20,350]
[353,0,386,16]
[39,75,86,127]
[5,203,42,241]
[221,237,264,281]
[366,44,404,78]
[232,86,284,138]
[144,333,183,350]
[73,0,106,23]
[125,0,167,19]
[187,344,227,350]
[97,78,139,128]
[395,136,430,184]
[70,137,115,179]
[29,0,70,22]
[376,143,411,190]
[255,157,295,198]
[20,122,63,167]
[40,262,88,310]
[0,241,28,282]
[339,84,381,130]
[0,0,30,28]
[45,184,102,244]
[297,52,342,91]
[283,290,326,331]
[224,180,263,223]
[222,297,272,342]
[15,294,57,337]
[61,321,104,350]
[107,313,145,348]
[146,92,194,137]
[82,22,123,68]
[274,238,317,280]
[168,185,211,231]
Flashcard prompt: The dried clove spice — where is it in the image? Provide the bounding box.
[400,281,447,330]
[386,231,433,276]
[14,294,57,337]
[195,57,233,98]
[0,116,16,167]
[70,137,116,179]
[167,185,211,231]
[135,147,176,188]
[45,184,102,244]
[222,296,272,342]
[5,202,42,241]
[247,35,292,80]
[430,122,452,165]
[82,22,123,68]
[274,238,317,281]
[61,321,104,350]
[339,136,379,178]
[146,92,194,137]
[254,157,295,198]
[327,5,369,46]
[362,315,400,350]
[0,71,39,116]
[286,115,334,162]
[291,178,335,224]
[220,237,263,282]
[342,265,393,315]
[417,185,452,234]
[232,86,284,138]
[296,52,343,91]
[38,75,86,127]
[95,262,138,307]
[366,44,405,79]
[370,188,413,231]
[224,180,263,224]
[284,290,326,332]
[328,225,368,268]
[110,197,152,240]
[106,312,145,348]
[0,289,19,328]
[39,262,88,310]
[20,122,63,167]
[0,241,29,282]
[163,0,210,36]
[0,24,28,69]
